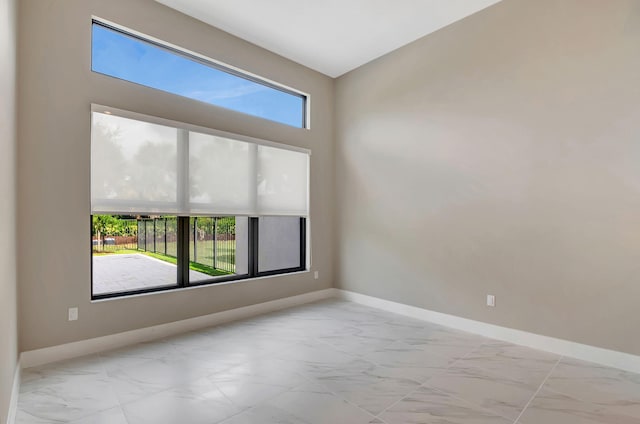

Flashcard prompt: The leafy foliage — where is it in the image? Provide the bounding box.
[92,215,236,237]
[192,216,235,235]
[92,215,137,237]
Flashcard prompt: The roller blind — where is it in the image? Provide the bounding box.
[188,132,255,215]
[257,145,310,216]
[91,113,179,213]
[91,108,309,216]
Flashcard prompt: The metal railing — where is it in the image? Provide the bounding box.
[137,217,179,258]
[92,218,138,253]
[137,216,236,274]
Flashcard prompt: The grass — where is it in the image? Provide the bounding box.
[123,240,236,271]
[93,249,139,256]
[93,247,233,277]
[144,251,231,276]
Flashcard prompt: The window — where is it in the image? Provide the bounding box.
[92,215,182,296]
[258,217,304,274]
[189,216,249,283]
[91,20,307,128]
[91,107,309,299]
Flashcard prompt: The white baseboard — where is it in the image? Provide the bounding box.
[21,288,335,369]
[6,357,20,424]
[335,289,640,374]
[20,287,640,376]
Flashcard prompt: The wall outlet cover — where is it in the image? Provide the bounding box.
[68,307,78,321]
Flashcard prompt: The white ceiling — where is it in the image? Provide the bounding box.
[155,0,503,78]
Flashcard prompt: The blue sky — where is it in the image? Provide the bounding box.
[92,24,304,128]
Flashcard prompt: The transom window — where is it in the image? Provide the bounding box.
[91,20,308,128]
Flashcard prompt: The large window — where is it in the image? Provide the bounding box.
[91,20,307,128]
[91,107,309,299]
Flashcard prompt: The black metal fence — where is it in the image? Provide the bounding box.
[137,216,236,274]
[92,218,138,252]
[137,217,179,258]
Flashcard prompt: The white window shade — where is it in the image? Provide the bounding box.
[91,112,178,214]
[188,132,255,215]
[257,145,309,216]
[91,108,309,217]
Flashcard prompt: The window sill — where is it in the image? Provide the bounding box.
[90,269,311,303]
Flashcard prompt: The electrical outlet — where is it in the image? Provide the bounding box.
[314,271,319,279]
[486,295,496,307]
[68,307,78,321]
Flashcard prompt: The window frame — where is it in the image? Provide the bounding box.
[89,106,310,300]
[91,216,307,300]
[91,18,310,129]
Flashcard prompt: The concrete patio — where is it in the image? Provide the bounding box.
[93,254,211,295]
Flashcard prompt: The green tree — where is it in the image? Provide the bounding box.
[92,215,121,249]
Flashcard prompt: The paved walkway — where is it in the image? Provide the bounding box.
[93,254,211,295]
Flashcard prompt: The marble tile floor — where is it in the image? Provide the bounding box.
[16,299,640,423]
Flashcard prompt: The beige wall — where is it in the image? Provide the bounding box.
[18,0,334,351]
[336,0,640,355]
[17,0,640,360]
[0,0,18,419]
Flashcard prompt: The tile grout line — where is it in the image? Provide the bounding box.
[414,340,564,422]
[215,378,317,424]
[373,339,484,419]
[512,355,563,424]
[394,337,561,423]
[96,353,132,424]
[103,331,297,422]
[537,383,595,405]
[110,312,468,422]
[323,336,487,422]
[111,326,335,424]
[415,341,529,423]
[216,313,389,422]
[439,339,562,388]
[214,327,389,424]
[291,358,392,422]
[428,384,519,422]
[418,337,490,387]
[321,386,389,424]
[29,357,130,424]
[19,301,586,424]
[260,322,409,423]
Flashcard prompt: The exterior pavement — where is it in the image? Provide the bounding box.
[93,253,211,295]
